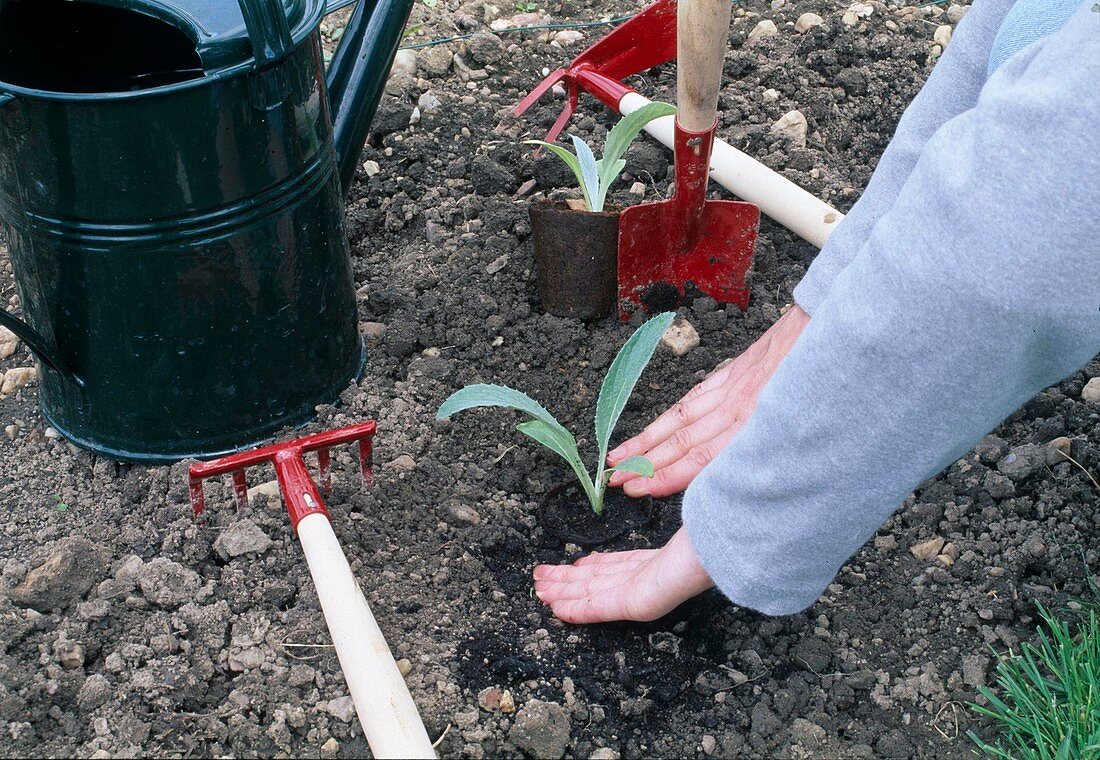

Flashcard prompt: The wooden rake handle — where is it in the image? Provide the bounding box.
[677,0,733,131]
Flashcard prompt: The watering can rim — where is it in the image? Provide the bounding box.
[0,0,328,104]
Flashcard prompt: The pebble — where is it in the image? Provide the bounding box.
[418,46,453,77]
[947,4,969,24]
[320,738,340,756]
[453,54,488,82]
[387,454,417,472]
[515,178,537,196]
[396,658,413,677]
[996,443,1046,481]
[933,25,952,47]
[590,749,620,760]
[9,537,107,611]
[446,501,481,525]
[247,479,282,501]
[1044,436,1073,466]
[748,19,778,41]
[794,12,824,33]
[389,49,417,79]
[478,686,502,711]
[910,536,945,561]
[466,31,506,65]
[360,321,387,346]
[499,689,516,713]
[0,326,19,359]
[629,181,646,196]
[227,646,264,671]
[770,110,808,147]
[1081,376,1100,402]
[362,160,381,177]
[701,734,718,755]
[326,696,357,723]
[762,88,780,102]
[660,318,701,357]
[417,91,442,112]
[137,558,202,609]
[552,30,584,45]
[55,636,85,669]
[4,424,16,440]
[508,699,571,759]
[1,366,36,394]
[213,520,273,561]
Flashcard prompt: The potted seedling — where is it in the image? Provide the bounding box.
[526,102,675,321]
[437,311,674,544]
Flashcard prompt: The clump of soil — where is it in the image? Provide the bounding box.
[1,1,1098,758]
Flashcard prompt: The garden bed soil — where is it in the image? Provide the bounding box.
[1,1,1098,758]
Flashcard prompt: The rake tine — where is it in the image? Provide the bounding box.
[231,470,249,509]
[188,478,205,517]
[318,447,332,494]
[357,438,373,485]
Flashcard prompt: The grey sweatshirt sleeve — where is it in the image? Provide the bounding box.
[682,5,1100,616]
[792,0,1013,315]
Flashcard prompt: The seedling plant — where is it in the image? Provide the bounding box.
[526,102,675,213]
[437,312,674,514]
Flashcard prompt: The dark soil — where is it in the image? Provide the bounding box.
[2,1,1099,758]
[537,481,653,546]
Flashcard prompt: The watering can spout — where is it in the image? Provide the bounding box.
[325,0,414,194]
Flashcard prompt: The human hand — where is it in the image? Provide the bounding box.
[606,305,810,497]
[532,527,714,624]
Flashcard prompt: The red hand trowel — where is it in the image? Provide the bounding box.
[616,0,759,318]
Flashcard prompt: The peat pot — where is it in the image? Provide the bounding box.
[528,200,620,320]
[0,0,412,461]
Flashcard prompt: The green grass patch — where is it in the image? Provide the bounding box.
[968,601,1100,759]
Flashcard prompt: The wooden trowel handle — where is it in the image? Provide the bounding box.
[677,0,733,132]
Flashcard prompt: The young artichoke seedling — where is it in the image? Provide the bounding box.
[436,312,675,514]
[526,102,676,213]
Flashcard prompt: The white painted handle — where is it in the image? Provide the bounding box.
[297,513,435,759]
[620,91,843,249]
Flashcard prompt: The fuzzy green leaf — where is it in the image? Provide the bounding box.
[516,420,598,507]
[571,135,602,211]
[592,157,626,212]
[437,383,561,429]
[606,455,654,478]
[594,311,675,465]
[523,140,593,210]
[597,101,675,195]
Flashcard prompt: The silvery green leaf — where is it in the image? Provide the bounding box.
[594,312,675,467]
[571,135,602,211]
[605,455,654,478]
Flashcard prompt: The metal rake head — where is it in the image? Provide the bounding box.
[188,421,377,531]
[512,0,677,143]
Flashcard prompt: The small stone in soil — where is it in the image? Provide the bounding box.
[213,520,273,562]
[660,318,700,357]
[770,110,808,147]
[910,536,945,561]
[137,558,202,609]
[748,20,778,41]
[1,366,36,394]
[1044,436,1073,466]
[508,699,571,759]
[795,12,824,32]
[9,537,107,612]
[396,658,413,677]
[326,696,357,723]
[996,443,1046,481]
[1081,376,1100,402]
[499,689,516,713]
[478,686,502,711]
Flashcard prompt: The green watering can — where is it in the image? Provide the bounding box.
[0,0,413,462]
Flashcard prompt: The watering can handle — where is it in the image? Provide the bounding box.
[237,0,295,68]
[0,308,82,386]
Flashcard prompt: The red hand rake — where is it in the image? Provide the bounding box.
[188,422,435,759]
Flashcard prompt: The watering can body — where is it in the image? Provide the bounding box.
[0,0,412,461]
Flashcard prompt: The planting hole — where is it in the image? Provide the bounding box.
[0,0,203,93]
